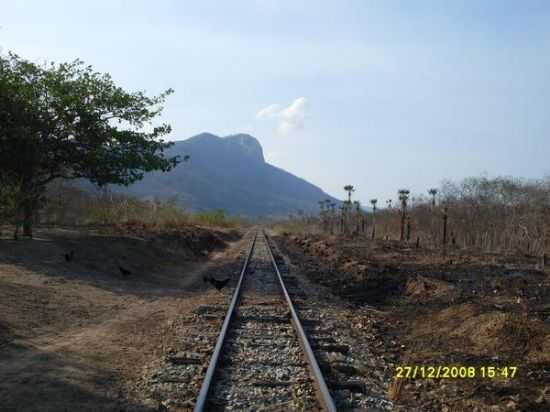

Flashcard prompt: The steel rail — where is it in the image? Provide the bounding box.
[263,230,337,412]
[193,230,258,412]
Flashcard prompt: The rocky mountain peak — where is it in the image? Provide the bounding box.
[223,133,264,163]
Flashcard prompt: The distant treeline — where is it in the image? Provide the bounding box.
[282,175,550,256]
[379,176,550,254]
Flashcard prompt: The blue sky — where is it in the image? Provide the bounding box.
[2,1,549,206]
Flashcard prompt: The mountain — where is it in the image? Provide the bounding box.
[112,132,339,216]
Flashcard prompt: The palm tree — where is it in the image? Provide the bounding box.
[427,188,438,246]
[398,189,410,207]
[398,189,410,241]
[341,186,354,234]
[428,188,438,208]
[344,185,355,202]
[338,205,346,233]
[370,199,378,239]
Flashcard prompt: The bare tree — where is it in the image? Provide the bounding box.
[442,204,448,250]
[353,200,363,233]
[398,189,410,242]
[318,200,327,232]
[329,202,337,234]
[428,188,438,208]
[369,176,550,254]
[341,186,355,234]
[339,205,346,234]
[370,198,378,240]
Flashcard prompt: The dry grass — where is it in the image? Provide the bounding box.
[277,232,550,411]
[0,224,245,411]
[387,377,404,401]
[0,182,248,235]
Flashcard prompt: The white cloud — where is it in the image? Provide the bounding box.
[256,97,307,135]
[256,103,281,119]
[278,97,306,135]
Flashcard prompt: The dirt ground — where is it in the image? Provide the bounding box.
[0,224,245,412]
[3,223,550,411]
[275,232,550,412]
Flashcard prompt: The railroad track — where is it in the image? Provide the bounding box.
[194,229,336,412]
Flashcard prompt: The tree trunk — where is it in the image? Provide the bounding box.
[22,198,33,238]
[19,171,35,238]
[442,208,448,247]
[400,211,405,241]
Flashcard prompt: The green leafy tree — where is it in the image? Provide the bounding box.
[0,53,180,236]
[0,172,19,221]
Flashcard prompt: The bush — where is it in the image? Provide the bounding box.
[35,181,245,229]
[191,209,245,228]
